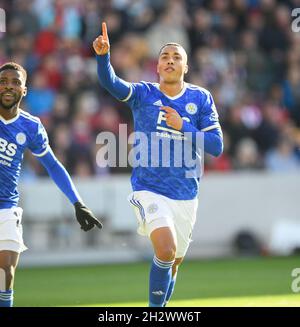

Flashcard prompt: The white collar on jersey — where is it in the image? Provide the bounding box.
[0,110,20,124]
[156,82,187,100]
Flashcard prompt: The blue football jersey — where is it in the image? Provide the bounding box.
[125,82,220,200]
[0,110,49,209]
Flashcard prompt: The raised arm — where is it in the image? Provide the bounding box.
[93,22,132,101]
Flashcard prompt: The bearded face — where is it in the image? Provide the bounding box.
[0,69,26,110]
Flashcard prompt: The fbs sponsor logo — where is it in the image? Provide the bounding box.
[0,8,5,33]
[0,137,17,167]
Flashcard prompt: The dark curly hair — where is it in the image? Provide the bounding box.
[0,62,27,83]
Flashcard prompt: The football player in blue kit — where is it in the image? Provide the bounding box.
[94,23,223,307]
[0,62,102,307]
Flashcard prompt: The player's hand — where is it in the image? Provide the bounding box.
[160,106,183,131]
[93,22,110,55]
[74,202,103,232]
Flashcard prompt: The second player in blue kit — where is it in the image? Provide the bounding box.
[0,62,102,307]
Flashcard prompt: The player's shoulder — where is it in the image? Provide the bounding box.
[186,83,211,98]
[18,110,43,136]
[130,81,158,101]
[136,81,158,91]
[19,109,41,125]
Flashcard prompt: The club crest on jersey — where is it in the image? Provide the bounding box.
[16,132,26,145]
[185,103,198,115]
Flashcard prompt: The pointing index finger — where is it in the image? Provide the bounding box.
[102,22,108,41]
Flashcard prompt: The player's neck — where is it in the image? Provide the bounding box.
[159,81,185,97]
[0,106,19,121]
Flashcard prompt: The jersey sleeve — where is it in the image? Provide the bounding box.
[28,121,50,157]
[199,91,221,132]
[96,54,150,109]
[125,82,150,110]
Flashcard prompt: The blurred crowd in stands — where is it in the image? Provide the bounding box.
[1,0,300,178]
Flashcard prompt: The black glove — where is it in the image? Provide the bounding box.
[74,202,103,232]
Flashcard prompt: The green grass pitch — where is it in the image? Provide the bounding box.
[14,256,300,307]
